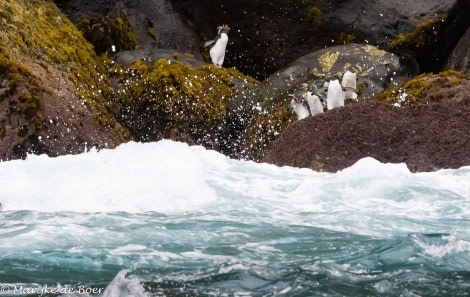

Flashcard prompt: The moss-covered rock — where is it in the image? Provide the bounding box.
[373,70,470,106]
[108,58,258,149]
[390,17,446,56]
[0,0,131,160]
[76,13,137,55]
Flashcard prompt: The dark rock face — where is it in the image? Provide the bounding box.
[262,99,470,172]
[54,0,202,57]
[445,27,470,74]
[0,0,132,161]
[169,0,459,80]
[55,0,467,81]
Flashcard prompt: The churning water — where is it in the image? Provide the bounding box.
[0,140,469,296]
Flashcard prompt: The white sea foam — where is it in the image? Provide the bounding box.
[1,140,469,239]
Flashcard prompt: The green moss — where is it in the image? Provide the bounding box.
[20,93,41,120]
[108,58,254,142]
[305,6,322,26]
[147,27,157,40]
[438,70,468,86]
[0,0,126,139]
[0,41,41,119]
[339,32,357,44]
[76,12,137,54]
[390,17,445,55]
[374,70,467,106]
[374,73,430,106]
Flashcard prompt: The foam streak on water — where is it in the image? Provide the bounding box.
[0,140,469,296]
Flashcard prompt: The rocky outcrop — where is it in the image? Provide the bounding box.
[169,0,460,79]
[262,98,470,172]
[0,0,131,160]
[3,0,470,173]
[54,0,202,57]
[262,72,470,172]
[445,27,470,75]
[226,44,414,161]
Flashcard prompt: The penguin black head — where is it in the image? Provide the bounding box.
[288,93,303,104]
[217,25,231,35]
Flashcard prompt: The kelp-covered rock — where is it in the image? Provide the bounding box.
[108,58,258,150]
[0,0,131,160]
[228,44,414,161]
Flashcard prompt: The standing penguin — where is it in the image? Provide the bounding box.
[326,79,345,110]
[289,94,310,120]
[341,67,358,100]
[305,92,324,116]
[204,25,230,68]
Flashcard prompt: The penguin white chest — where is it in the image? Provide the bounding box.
[326,79,345,110]
[290,99,310,120]
[306,92,324,116]
[341,70,358,100]
[210,33,228,68]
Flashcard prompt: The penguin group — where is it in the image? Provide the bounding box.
[290,67,368,120]
[204,25,231,68]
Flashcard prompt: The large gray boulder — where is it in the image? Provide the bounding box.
[226,44,415,161]
[234,44,413,108]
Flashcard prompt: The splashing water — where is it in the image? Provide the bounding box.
[0,140,469,296]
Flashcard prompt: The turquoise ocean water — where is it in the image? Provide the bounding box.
[1,140,469,296]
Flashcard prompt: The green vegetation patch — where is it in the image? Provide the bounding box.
[77,13,137,55]
[0,0,124,132]
[0,41,41,128]
[390,16,446,56]
[108,58,255,143]
[373,70,467,106]
[305,6,322,27]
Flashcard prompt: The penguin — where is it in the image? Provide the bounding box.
[204,25,231,68]
[305,92,324,116]
[289,94,310,120]
[299,82,327,113]
[326,79,345,110]
[341,67,358,101]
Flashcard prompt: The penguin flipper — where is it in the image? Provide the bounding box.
[204,34,222,48]
[204,40,216,48]
[342,87,357,93]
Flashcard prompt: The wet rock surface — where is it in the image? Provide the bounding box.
[262,98,470,172]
